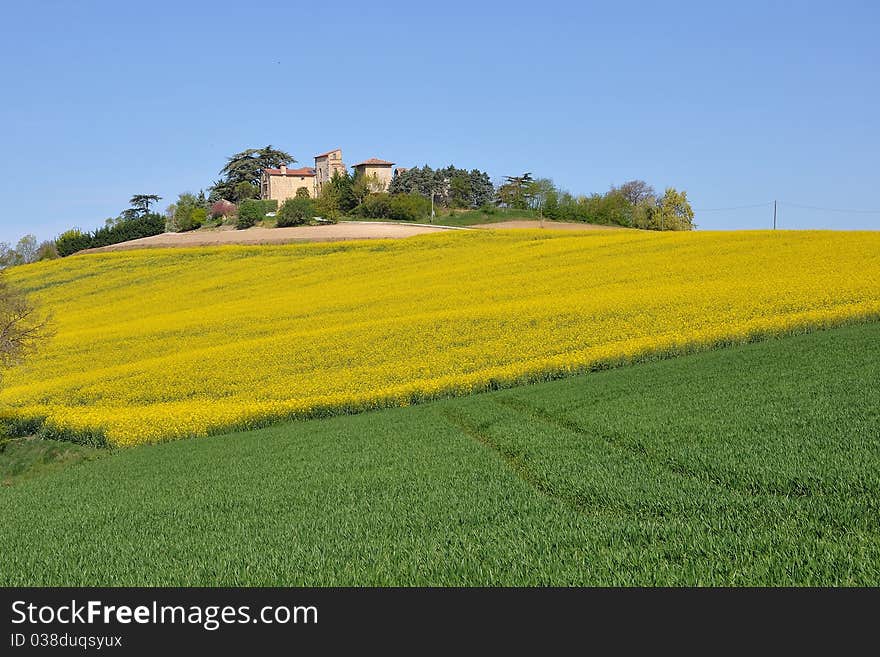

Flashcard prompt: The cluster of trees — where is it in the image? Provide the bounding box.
[0,235,57,269]
[497,174,694,230]
[388,166,494,209]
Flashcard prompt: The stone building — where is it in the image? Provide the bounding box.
[261,149,397,206]
[314,148,347,193]
[352,158,395,192]
[260,165,316,203]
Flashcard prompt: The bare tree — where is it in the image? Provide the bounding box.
[0,275,52,373]
[614,180,656,206]
[14,235,38,265]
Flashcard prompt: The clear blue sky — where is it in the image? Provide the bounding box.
[1,0,878,244]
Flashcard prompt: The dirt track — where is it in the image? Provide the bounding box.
[81,220,626,253]
[82,223,451,253]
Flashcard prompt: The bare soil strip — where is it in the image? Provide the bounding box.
[82,220,624,253]
[82,223,449,252]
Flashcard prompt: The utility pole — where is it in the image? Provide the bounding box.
[773,200,777,230]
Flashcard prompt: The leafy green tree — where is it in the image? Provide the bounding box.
[167,192,205,232]
[54,229,92,257]
[352,173,381,205]
[543,188,559,219]
[210,146,295,202]
[449,175,472,209]
[35,241,59,261]
[525,178,556,213]
[295,187,310,199]
[316,171,355,219]
[654,187,695,231]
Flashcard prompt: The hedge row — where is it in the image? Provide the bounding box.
[353,193,431,222]
[56,213,166,256]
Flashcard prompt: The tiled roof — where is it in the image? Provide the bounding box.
[353,158,395,167]
[314,148,342,158]
[264,167,316,177]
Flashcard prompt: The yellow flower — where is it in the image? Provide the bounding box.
[3,229,878,446]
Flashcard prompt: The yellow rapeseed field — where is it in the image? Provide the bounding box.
[2,229,879,446]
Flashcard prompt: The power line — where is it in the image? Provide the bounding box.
[778,202,880,214]
[693,203,772,212]
[693,201,880,214]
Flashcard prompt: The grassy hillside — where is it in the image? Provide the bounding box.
[3,229,879,445]
[1,323,878,586]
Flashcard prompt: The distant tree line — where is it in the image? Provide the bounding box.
[389,166,495,209]
[0,235,57,269]
[497,174,695,230]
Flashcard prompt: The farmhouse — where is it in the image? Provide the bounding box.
[261,149,397,206]
[353,158,395,192]
[260,165,316,203]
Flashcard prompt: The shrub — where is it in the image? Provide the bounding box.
[356,193,430,221]
[35,241,59,261]
[210,200,236,219]
[313,196,340,223]
[55,229,92,257]
[354,194,392,219]
[237,200,263,229]
[190,208,207,230]
[174,206,206,232]
[389,193,431,221]
[295,187,310,199]
[277,198,315,227]
[256,199,278,215]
